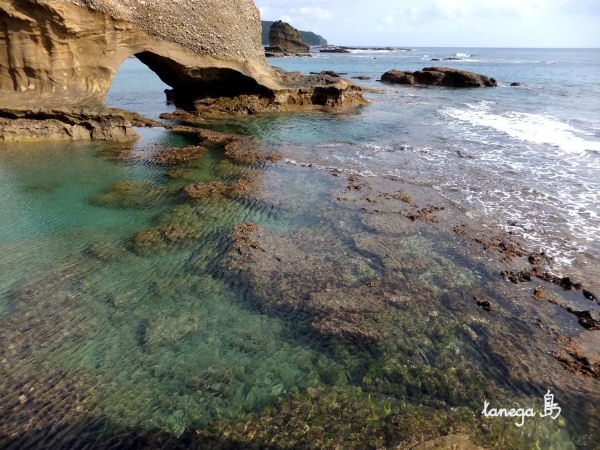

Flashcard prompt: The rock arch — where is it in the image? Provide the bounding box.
[0,0,365,141]
[0,0,278,111]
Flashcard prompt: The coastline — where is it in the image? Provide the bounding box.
[0,1,599,445]
[0,118,598,446]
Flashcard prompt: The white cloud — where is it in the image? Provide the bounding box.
[254,0,600,47]
[295,7,333,20]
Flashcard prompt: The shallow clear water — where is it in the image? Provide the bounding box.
[259,49,600,276]
[1,50,599,448]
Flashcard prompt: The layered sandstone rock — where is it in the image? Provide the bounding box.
[381,67,497,88]
[0,0,276,109]
[0,0,364,141]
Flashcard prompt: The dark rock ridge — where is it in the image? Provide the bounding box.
[261,20,327,46]
[266,21,310,55]
[381,67,497,88]
[320,47,351,54]
[0,1,365,141]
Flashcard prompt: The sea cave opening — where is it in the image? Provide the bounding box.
[106,56,174,121]
[107,52,272,115]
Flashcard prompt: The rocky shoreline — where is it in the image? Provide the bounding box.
[1,1,598,448]
[2,122,599,447]
[1,115,599,447]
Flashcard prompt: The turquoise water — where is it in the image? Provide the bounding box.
[0,131,348,437]
[0,50,598,448]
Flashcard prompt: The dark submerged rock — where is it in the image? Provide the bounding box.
[319,47,351,53]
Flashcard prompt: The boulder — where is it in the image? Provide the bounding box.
[381,67,497,88]
[268,21,310,55]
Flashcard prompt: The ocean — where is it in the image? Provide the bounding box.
[1,48,598,447]
[108,48,600,279]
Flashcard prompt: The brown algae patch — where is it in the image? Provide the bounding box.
[168,125,282,165]
[184,171,262,200]
[151,145,208,166]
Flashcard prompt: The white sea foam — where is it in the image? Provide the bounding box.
[443,102,600,154]
[456,52,472,57]
[348,49,393,54]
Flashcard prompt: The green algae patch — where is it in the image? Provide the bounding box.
[87,241,133,262]
[131,224,202,255]
[144,313,202,350]
[91,179,172,209]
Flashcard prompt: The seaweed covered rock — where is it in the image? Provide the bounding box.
[86,241,133,262]
[381,67,497,87]
[151,146,208,166]
[184,172,261,200]
[225,224,409,346]
[131,224,202,255]
[144,314,201,349]
[167,125,282,164]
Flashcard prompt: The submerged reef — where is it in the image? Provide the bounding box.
[1,136,598,448]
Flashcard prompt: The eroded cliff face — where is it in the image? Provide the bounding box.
[0,0,365,141]
[0,0,276,110]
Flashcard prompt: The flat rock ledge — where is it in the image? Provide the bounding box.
[381,67,497,88]
[0,108,158,142]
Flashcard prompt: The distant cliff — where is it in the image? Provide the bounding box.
[261,21,327,46]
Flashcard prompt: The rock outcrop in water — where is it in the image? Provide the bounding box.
[381,67,497,87]
[261,20,327,47]
[266,21,310,56]
[0,0,365,141]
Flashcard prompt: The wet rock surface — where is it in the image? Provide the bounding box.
[381,67,497,88]
[555,331,600,379]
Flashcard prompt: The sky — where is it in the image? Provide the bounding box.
[255,0,600,47]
